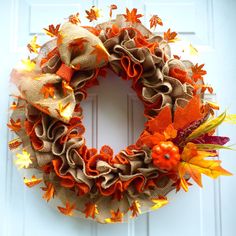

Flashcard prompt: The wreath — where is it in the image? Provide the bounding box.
[8,6,235,223]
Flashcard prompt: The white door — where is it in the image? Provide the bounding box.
[1,0,236,236]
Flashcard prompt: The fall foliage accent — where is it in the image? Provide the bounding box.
[24,175,42,187]
[44,24,61,37]
[123,8,143,24]
[105,209,123,223]
[58,201,76,216]
[109,4,118,18]
[27,36,40,54]
[40,83,55,98]
[150,15,163,29]
[164,28,178,42]
[83,202,99,219]
[41,182,55,202]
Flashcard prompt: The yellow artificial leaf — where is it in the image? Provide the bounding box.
[24,175,42,188]
[85,6,102,22]
[129,200,141,218]
[189,44,198,55]
[62,80,73,95]
[58,201,76,216]
[19,58,36,72]
[15,150,32,169]
[186,112,226,141]
[178,142,232,191]
[151,197,168,210]
[27,35,40,54]
[105,209,123,223]
[56,102,72,120]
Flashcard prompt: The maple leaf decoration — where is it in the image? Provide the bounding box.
[129,201,141,218]
[178,142,232,192]
[123,8,143,24]
[44,24,61,37]
[191,63,207,82]
[27,36,40,54]
[69,38,88,55]
[151,196,168,210]
[90,44,109,64]
[7,118,21,132]
[68,12,81,25]
[10,101,24,110]
[15,150,32,169]
[86,6,101,22]
[58,201,76,216]
[164,28,178,43]
[149,15,163,30]
[40,83,55,99]
[41,182,55,202]
[24,175,42,188]
[56,102,72,120]
[83,202,99,219]
[109,4,117,18]
[105,209,123,223]
[8,138,22,150]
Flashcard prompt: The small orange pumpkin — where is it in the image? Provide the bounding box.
[152,141,180,170]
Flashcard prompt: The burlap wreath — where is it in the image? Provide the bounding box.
[8,12,233,224]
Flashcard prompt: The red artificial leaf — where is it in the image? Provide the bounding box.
[129,201,141,218]
[44,24,61,37]
[58,201,76,216]
[7,118,21,132]
[123,8,143,24]
[90,44,109,64]
[41,182,55,202]
[105,209,123,223]
[149,15,163,29]
[68,12,81,25]
[164,28,178,42]
[191,63,207,82]
[109,4,118,18]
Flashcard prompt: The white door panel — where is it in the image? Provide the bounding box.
[1,0,236,236]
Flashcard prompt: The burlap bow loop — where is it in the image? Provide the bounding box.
[56,22,110,82]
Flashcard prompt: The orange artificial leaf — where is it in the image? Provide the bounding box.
[123,8,143,24]
[7,118,21,132]
[83,202,99,219]
[24,175,42,188]
[8,138,22,150]
[149,15,163,29]
[163,124,177,140]
[56,102,72,120]
[10,101,24,110]
[105,209,123,223]
[58,201,76,216]
[90,44,109,64]
[41,182,55,202]
[44,24,61,37]
[109,4,117,18]
[192,63,207,82]
[146,106,172,133]
[68,12,81,25]
[178,142,232,192]
[68,38,88,54]
[173,95,203,130]
[27,36,40,54]
[86,6,101,22]
[40,83,55,98]
[62,80,73,95]
[164,28,178,43]
[129,200,141,218]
